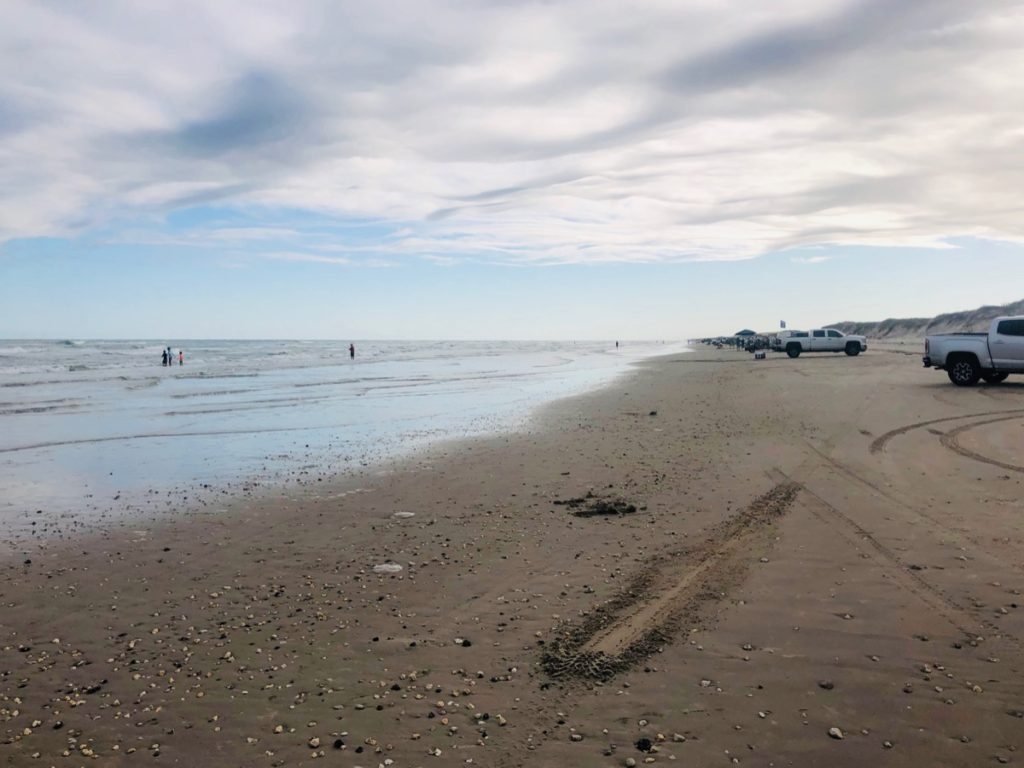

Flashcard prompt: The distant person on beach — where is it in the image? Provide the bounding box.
[161,349,168,366]
[179,350,184,366]
[616,341,619,348]
[349,343,355,359]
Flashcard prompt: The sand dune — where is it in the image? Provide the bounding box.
[831,297,1024,340]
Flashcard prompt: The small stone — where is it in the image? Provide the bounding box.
[625,759,637,768]
[828,727,844,740]
[883,740,894,749]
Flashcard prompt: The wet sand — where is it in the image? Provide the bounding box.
[2,348,1023,767]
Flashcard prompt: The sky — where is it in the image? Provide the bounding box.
[2,0,1023,339]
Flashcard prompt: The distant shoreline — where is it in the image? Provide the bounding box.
[0,340,688,551]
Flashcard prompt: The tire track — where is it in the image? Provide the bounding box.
[870,408,1024,454]
[540,483,800,681]
[769,468,1020,648]
[802,439,1024,576]
[940,415,1024,474]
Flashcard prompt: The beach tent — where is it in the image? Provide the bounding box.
[734,329,757,336]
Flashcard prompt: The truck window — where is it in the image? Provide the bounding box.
[827,330,842,338]
[793,332,808,338]
[813,330,825,338]
[996,319,1024,336]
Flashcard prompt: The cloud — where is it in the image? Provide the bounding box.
[2,0,1024,264]
[262,251,352,266]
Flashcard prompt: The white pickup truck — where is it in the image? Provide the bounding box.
[924,316,1024,386]
[773,329,868,358]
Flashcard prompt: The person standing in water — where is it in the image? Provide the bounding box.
[349,343,355,359]
[161,349,168,366]
[179,349,184,366]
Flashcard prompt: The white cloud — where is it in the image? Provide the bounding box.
[2,0,1024,264]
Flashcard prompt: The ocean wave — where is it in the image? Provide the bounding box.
[0,403,81,416]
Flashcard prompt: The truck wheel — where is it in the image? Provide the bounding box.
[982,372,1009,384]
[845,343,861,356]
[947,357,981,386]
[786,344,801,358]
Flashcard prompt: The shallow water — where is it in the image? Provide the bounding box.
[0,339,687,542]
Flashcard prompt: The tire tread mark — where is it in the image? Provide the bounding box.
[940,416,1024,474]
[802,440,1023,576]
[769,468,1019,648]
[870,409,1024,454]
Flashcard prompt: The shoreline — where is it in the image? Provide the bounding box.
[2,348,1022,767]
[3,346,688,562]
[0,342,687,556]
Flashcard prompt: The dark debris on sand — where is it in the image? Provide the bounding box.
[554,492,638,517]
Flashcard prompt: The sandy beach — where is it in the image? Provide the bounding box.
[2,346,1023,768]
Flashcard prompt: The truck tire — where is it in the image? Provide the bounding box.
[982,372,1009,384]
[947,356,981,386]
[786,344,801,358]
[844,343,861,356]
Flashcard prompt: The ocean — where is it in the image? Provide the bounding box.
[0,339,687,546]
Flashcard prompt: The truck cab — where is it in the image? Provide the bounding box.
[990,317,1024,368]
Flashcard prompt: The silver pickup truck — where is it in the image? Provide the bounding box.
[924,316,1024,385]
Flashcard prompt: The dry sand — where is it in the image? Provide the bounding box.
[2,347,1023,767]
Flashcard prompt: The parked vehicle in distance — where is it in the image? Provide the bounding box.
[924,316,1024,386]
[773,329,868,358]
